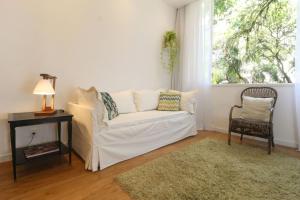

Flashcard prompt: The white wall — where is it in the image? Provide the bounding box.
[206,84,298,148]
[0,0,176,162]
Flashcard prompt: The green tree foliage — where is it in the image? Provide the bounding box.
[214,0,237,16]
[213,0,296,84]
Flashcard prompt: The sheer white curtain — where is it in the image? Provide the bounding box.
[173,0,213,129]
[172,8,185,90]
[295,0,300,151]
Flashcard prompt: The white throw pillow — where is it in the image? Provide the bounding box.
[241,96,274,122]
[134,89,166,111]
[169,90,198,113]
[110,90,137,114]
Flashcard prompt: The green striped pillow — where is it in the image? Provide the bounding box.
[157,92,181,111]
[100,92,119,120]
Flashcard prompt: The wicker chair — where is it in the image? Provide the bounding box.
[228,87,278,154]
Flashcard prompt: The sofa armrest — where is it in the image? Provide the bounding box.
[190,99,197,114]
[67,103,102,140]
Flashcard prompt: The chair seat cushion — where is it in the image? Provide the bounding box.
[106,110,189,128]
[231,118,271,136]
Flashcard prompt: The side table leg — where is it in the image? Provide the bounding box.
[10,124,17,181]
[57,122,61,154]
[67,120,72,164]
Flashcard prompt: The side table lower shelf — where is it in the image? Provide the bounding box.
[15,142,69,165]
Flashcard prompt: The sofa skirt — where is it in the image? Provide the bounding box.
[74,112,197,171]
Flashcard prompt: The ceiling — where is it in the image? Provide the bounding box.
[164,0,196,8]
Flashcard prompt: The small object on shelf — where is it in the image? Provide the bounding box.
[24,142,60,159]
[33,74,57,116]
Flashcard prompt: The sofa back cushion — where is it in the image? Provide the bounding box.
[169,90,198,113]
[110,90,137,114]
[241,96,273,122]
[157,92,181,111]
[134,89,165,111]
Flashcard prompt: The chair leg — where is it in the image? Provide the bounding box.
[228,131,231,145]
[240,134,243,142]
[272,137,275,148]
[268,138,272,155]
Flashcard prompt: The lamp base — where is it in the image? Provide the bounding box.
[34,109,57,116]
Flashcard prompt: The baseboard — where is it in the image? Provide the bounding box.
[208,126,298,148]
[0,153,11,163]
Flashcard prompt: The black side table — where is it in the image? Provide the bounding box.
[8,110,73,181]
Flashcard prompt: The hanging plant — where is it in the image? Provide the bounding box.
[161,31,178,75]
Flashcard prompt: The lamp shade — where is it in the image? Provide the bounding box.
[33,79,55,95]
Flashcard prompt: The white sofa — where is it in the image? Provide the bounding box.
[68,89,197,172]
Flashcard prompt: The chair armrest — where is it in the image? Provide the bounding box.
[67,103,103,140]
[229,105,242,121]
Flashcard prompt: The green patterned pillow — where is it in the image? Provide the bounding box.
[157,92,181,111]
[100,92,119,120]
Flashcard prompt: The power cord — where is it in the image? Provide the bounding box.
[26,132,36,147]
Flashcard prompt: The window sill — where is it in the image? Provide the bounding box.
[212,83,295,88]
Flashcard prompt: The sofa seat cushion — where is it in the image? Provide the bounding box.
[106,110,189,128]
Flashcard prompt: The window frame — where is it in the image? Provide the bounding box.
[211,83,295,88]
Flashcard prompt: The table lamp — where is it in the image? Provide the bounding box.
[33,74,57,116]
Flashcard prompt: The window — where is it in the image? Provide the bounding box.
[212,0,297,84]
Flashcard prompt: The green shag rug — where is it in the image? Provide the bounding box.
[116,139,300,200]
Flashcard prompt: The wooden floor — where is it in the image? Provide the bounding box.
[0,131,299,200]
